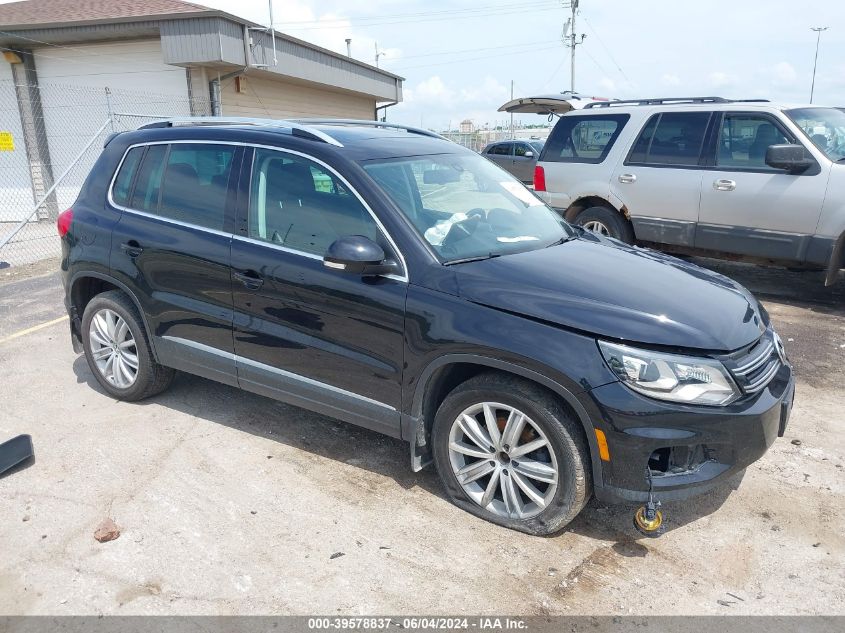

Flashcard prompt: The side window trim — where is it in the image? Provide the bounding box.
[236,144,409,282]
[108,140,239,236]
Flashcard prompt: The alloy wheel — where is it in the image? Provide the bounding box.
[88,309,139,389]
[447,402,559,519]
[582,220,610,236]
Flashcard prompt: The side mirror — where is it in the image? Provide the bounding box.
[323,235,398,276]
[765,144,814,173]
[523,151,534,158]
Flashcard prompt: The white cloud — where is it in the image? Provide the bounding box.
[708,71,740,88]
[598,77,617,93]
[661,73,682,87]
[769,62,797,87]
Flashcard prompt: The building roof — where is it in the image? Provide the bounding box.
[0,0,213,28]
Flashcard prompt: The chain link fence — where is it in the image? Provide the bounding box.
[0,79,209,268]
[441,128,553,153]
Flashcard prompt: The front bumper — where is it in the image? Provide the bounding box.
[585,361,794,504]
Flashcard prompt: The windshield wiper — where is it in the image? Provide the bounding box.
[545,234,576,248]
[444,252,503,265]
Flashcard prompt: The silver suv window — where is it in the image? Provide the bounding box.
[627,112,710,167]
[544,114,629,163]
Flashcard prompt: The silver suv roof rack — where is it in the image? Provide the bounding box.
[135,116,344,147]
[291,118,447,140]
[583,97,770,109]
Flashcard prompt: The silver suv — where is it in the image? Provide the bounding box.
[525,96,845,285]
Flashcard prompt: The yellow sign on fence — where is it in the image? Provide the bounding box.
[0,131,14,151]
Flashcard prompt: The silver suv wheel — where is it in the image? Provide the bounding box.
[582,220,610,236]
[447,402,559,519]
[88,308,139,388]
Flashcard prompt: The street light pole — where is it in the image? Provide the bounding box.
[810,26,828,104]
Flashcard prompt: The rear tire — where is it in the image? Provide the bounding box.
[432,373,592,535]
[81,290,174,401]
[575,206,634,244]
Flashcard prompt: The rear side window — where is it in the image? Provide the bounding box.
[543,114,629,163]
[122,143,235,231]
[627,112,711,166]
[159,144,235,231]
[489,143,513,156]
[112,147,144,207]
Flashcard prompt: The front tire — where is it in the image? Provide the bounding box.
[81,290,174,401]
[432,373,592,535]
[575,206,634,244]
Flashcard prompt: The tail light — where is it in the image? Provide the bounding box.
[57,208,73,237]
[533,165,546,192]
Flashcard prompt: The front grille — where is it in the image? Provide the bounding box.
[727,332,781,395]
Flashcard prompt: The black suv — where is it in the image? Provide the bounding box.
[59,118,795,535]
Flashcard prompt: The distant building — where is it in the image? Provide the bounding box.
[459,119,474,134]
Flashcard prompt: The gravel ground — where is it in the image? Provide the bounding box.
[0,259,842,616]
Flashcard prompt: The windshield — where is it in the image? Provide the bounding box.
[529,141,545,153]
[786,107,845,161]
[362,152,570,262]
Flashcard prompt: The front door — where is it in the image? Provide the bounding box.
[513,142,535,182]
[696,112,827,261]
[230,147,407,437]
[611,111,713,246]
[110,141,241,386]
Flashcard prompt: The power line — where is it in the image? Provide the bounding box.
[581,15,632,86]
[278,1,560,26]
[390,44,563,72]
[279,2,562,31]
[394,39,562,62]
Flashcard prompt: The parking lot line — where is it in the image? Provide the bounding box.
[0,315,68,345]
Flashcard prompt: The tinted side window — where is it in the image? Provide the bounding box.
[249,149,378,256]
[514,143,532,157]
[717,114,791,169]
[544,114,629,163]
[628,112,711,166]
[112,147,144,207]
[158,144,235,231]
[491,143,513,156]
[130,145,167,212]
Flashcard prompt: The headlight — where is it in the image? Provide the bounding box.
[598,341,740,406]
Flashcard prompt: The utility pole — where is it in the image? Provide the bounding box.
[810,26,828,104]
[563,1,586,92]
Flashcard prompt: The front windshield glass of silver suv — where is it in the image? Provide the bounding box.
[362,153,570,262]
[787,107,845,161]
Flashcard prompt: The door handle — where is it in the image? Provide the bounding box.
[713,179,737,191]
[618,173,637,184]
[233,269,264,290]
[120,240,143,257]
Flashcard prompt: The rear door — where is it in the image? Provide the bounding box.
[486,142,514,173]
[229,147,407,437]
[696,111,826,261]
[610,111,713,246]
[110,141,241,385]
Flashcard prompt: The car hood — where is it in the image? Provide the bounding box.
[453,235,766,352]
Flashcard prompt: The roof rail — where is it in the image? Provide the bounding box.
[135,116,344,147]
[583,96,770,109]
[291,118,447,140]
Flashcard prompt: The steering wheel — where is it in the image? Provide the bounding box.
[442,214,482,249]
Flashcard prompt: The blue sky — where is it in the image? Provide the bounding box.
[203,0,845,130]
[6,0,844,130]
